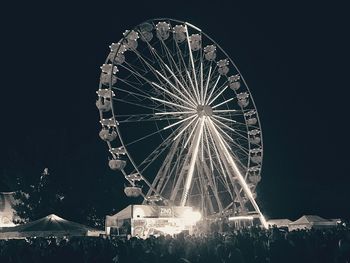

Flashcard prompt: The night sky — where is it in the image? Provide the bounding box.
[0,1,349,222]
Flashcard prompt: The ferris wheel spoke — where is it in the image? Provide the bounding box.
[203,64,212,105]
[207,118,268,227]
[211,117,248,142]
[184,117,200,148]
[185,70,201,104]
[163,64,197,106]
[208,85,229,105]
[212,114,249,127]
[154,111,196,116]
[116,78,159,98]
[134,37,193,107]
[205,75,221,105]
[211,97,235,109]
[117,114,184,123]
[184,25,200,100]
[162,114,196,130]
[210,119,249,157]
[204,123,235,199]
[120,61,179,107]
[113,87,155,103]
[172,116,198,141]
[152,74,196,108]
[137,122,188,174]
[157,39,198,106]
[151,81,195,108]
[113,98,170,112]
[150,96,195,112]
[173,39,199,102]
[209,119,249,167]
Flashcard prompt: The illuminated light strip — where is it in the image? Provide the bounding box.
[228,216,254,221]
[205,75,221,105]
[208,86,228,105]
[203,65,212,104]
[150,97,194,111]
[213,109,237,113]
[163,64,197,106]
[155,111,196,115]
[154,71,197,107]
[173,116,198,141]
[184,117,200,149]
[207,118,268,229]
[212,97,234,109]
[180,117,205,206]
[163,115,196,130]
[151,82,196,108]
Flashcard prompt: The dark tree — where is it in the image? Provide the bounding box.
[13,168,65,223]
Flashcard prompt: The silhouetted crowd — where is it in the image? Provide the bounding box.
[0,226,349,263]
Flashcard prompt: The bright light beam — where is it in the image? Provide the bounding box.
[180,117,205,206]
[206,118,268,229]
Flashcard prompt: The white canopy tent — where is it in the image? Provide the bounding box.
[0,214,103,239]
[288,215,337,231]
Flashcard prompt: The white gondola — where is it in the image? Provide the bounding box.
[109,52,125,65]
[99,129,117,142]
[250,148,262,164]
[237,92,249,107]
[100,64,118,75]
[156,22,171,40]
[109,159,127,171]
[100,73,117,86]
[228,74,241,90]
[217,59,229,75]
[109,42,127,53]
[247,117,257,125]
[96,98,111,112]
[204,45,217,61]
[124,186,142,197]
[189,34,201,51]
[173,25,186,43]
[248,129,261,144]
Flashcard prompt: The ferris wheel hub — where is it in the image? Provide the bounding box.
[196,105,213,117]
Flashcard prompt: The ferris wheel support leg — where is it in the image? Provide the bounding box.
[207,118,268,229]
[180,117,205,206]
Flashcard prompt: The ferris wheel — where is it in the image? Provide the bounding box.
[96,18,267,228]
